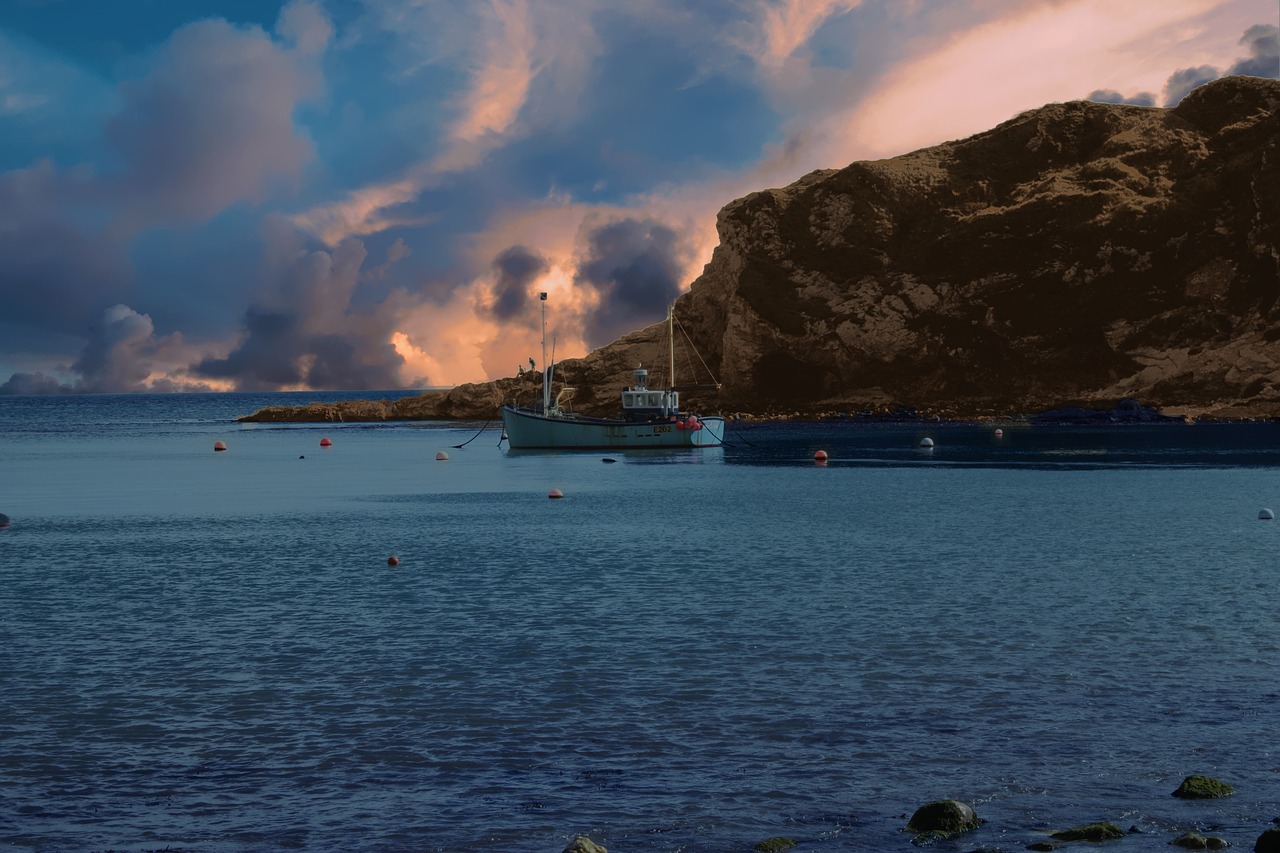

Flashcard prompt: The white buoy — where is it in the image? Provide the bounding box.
[994,429,1004,438]
[435,451,449,461]
[919,437,934,448]
[1259,508,1274,520]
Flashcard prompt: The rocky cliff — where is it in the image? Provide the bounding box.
[244,75,1280,424]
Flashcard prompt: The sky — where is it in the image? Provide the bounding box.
[0,0,1276,394]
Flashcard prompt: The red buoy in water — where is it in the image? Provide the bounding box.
[814,449,828,461]
[320,437,332,447]
[213,441,227,452]
[387,555,400,566]
[435,451,449,460]
[549,488,564,499]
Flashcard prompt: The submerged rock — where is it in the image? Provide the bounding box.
[1173,775,1236,799]
[906,799,979,836]
[754,838,797,852]
[1256,826,1280,852]
[562,837,606,853]
[1050,822,1126,842]
[1171,830,1229,849]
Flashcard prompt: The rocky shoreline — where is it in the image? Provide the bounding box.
[552,779,1280,852]
[235,390,1271,425]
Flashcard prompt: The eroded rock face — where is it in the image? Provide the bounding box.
[677,74,1280,419]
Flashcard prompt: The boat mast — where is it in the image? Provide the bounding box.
[668,304,675,389]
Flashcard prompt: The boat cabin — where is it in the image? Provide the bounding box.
[620,368,679,421]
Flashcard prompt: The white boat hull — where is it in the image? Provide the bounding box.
[501,405,725,450]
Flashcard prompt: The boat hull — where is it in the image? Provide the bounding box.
[501,405,725,450]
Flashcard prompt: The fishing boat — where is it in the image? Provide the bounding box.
[500,295,726,450]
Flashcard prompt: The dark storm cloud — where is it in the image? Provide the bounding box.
[1163,64,1221,106]
[67,303,207,393]
[574,218,688,348]
[489,245,548,322]
[0,372,67,395]
[193,234,407,391]
[1085,89,1156,106]
[193,308,305,388]
[1228,24,1280,78]
[0,161,132,345]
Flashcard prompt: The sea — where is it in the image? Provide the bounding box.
[1,391,1278,853]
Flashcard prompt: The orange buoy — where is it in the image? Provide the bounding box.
[320,437,332,447]
[435,451,449,460]
[387,555,400,566]
[213,440,227,452]
[548,488,564,499]
[814,449,828,460]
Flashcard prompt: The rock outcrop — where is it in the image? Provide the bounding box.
[243,75,1279,423]
[678,74,1280,419]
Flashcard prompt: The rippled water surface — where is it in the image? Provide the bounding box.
[2,394,1279,852]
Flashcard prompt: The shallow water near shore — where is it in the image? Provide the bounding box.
[2,393,1278,852]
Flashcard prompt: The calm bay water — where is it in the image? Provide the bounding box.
[1,393,1278,852]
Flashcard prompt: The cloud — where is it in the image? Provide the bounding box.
[1228,23,1279,77]
[276,0,335,55]
[0,372,66,395]
[192,228,409,390]
[1086,88,1157,106]
[488,245,548,321]
[66,304,216,393]
[830,0,1239,162]
[293,0,600,247]
[754,0,864,71]
[0,160,133,343]
[102,14,325,230]
[1163,64,1221,105]
[574,217,691,348]
[1159,20,1279,107]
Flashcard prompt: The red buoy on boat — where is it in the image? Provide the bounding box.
[320,437,332,447]
[213,440,227,452]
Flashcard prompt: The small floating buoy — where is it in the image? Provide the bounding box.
[919,437,934,448]
[299,455,305,459]
[320,437,332,447]
[435,451,449,461]
[549,488,564,499]
[387,555,400,566]
[1260,508,1274,520]
[814,450,828,461]
[213,440,227,452]
[0,513,9,528]
[602,458,617,463]
[994,429,1004,438]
